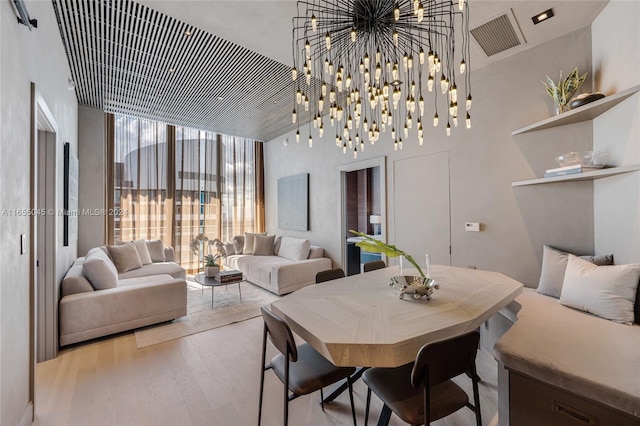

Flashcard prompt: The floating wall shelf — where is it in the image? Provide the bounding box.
[512,84,640,135]
[512,164,640,187]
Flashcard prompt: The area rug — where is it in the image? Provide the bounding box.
[134,279,280,348]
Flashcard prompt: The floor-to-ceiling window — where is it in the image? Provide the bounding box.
[107,113,264,272]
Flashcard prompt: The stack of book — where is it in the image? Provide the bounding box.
[215,270,243,282]
[544,164,604,178]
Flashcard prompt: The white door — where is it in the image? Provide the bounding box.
[394,151,451,266]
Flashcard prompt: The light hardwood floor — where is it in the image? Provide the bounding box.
[35,317,499,425]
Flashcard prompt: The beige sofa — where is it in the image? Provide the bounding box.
[222,235,332,295]
[59,244,187,346]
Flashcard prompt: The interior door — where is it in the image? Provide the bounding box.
[393,151,451,266]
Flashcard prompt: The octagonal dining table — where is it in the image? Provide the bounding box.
[270,264,523,369]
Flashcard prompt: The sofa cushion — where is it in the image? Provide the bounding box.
[274,235,282,256]
[537,245,614,298]
[133,239,153,265]
[61,258,95,297]
[278,237,311,261]
[223,242,236,256]
[253,235,275,256]
[232,235,245,254]
[560,255,640,324]
[118,262,186,280]
[83,248,119,290]
[308,245,324,259]
[107,242,143,273]
[118,274,177,287]
[146,239,166,262]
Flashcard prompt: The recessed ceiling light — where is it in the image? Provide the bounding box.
[184,29,192,36]
[168,67,175,73]
[532,8,554,25]
[217,96,224,101]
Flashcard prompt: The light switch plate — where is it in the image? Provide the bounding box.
[465,223,480,232]
[21,234,27,255]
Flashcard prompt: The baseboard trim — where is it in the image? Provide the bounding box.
[19,401,33,426]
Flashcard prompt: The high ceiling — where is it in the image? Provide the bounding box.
[55,0,607,142]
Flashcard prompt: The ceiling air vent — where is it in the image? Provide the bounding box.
[470,10,525,57]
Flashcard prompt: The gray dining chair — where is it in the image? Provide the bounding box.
[258,306,357,426]
[363,330,482,426]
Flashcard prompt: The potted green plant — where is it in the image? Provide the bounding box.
[542,68,588,114]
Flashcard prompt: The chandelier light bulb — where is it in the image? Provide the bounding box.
[353,148,358,160]
[311,14,317,32]
[417,4,424,22]
[305,40,310,57]
[450,84,458,102]
[304,97,309,111]
[363,118,369,132]
[343,143,347,154]
[407,113,413,129]
[318,97,324,112]
[329,62,334,75]
[391,128,396,139]
[419,96,425,116]
[466,93,473,110]
[441,76,448,94]
[433,113,439,127]
[394,140,398,151]
[427,75,434,92]
[321,83,327,96]
[459,0,465,11]
[419,135,424,145]
[399,138,403,149]
[319,125,324,137]
[296,90,302,104]
[325,32,331,50]
[392,64,399,81]
[348,137,353,149]
[309,135,313,148]
[292,109,297,124]
[360,140,365,151]
[306,72,311,85]
[466,112,471,128]
[408,55,413,69]
[364,53,370,69]
[394,4,400,21]
[351,28,357,42]
[403,125,408,138]
[446,122,451,136]
[449,101,455,116]
[376,49,381,64]
[419,48,425,65]
[291,67,297,81]
[336,134,341,146]
[460,59,466,74]
[336,76,343,92]
[453,115,458,127]
[413,0,419,14]
[393,30,399,47]
[428,50,435,66]
[403,53,408,71]
[375,64,382,81]
[330,90,336,103]
[296,130,300,143]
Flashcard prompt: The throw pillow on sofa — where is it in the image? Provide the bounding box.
[232,235,245,254]
[107,242,143,273]
[253,235,275,256]
[223,242,235,256]
[83,247,119,290]
[133,239,153,265]
[278,237,311,261]
[537,245,614,298]
[560,255,640,324]
[146,239,166,262]
[242,232,267,254]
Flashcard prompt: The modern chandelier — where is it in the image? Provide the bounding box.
[291,0,472,158]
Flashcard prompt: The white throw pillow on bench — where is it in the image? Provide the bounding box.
[560,255,640,324]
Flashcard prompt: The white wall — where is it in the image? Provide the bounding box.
[592,0,640,263]
[265,26,595,287]
[78,106,107,255]
[0,1,78,424]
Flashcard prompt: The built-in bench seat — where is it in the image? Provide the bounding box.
[493,288,640,425]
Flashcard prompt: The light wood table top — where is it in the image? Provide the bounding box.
[271,265,523,368]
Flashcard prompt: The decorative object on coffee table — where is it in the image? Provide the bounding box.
[542,67,588,114]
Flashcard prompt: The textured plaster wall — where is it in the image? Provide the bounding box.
[592,0,640,263]
[0,2,78,424]
[265,27,594,288]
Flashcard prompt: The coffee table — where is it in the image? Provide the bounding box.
[194,272,243,308]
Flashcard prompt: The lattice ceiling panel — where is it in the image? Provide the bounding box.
[52,0,315,141]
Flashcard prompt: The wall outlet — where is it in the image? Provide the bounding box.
[465,222,480,232]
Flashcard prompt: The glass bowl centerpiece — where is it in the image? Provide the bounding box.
[350,230,439,300]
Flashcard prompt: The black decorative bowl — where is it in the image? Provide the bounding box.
[569,93,605,110]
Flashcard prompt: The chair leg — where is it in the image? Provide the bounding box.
[365,388,371,426]
[347,378,356,426]
[258,325,268,426]
[471,364,482,426]
[377,404,392,426]
[283,351,290,426]
[320,388,325,411]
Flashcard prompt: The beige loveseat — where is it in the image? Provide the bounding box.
[59,242,187,346]
[222,235,332,295]
[490,246,640,425]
